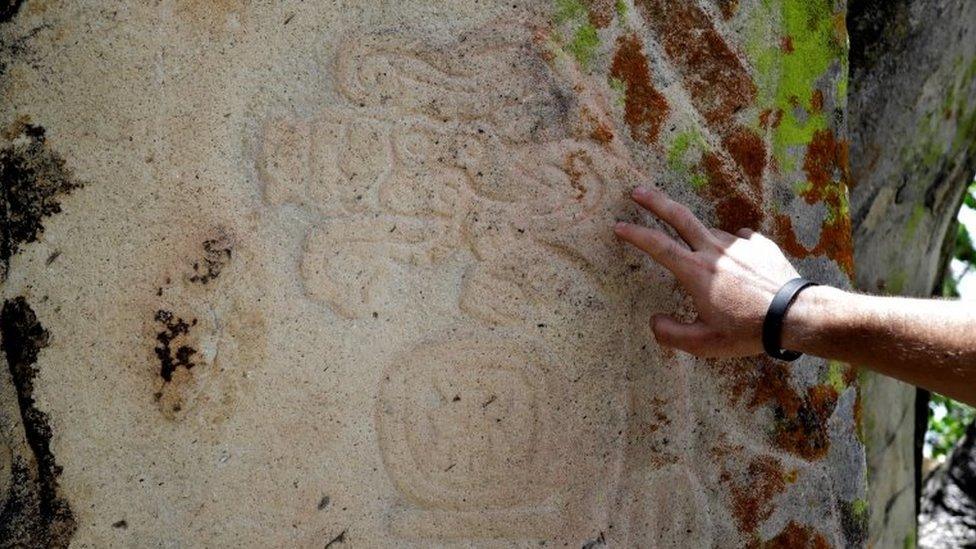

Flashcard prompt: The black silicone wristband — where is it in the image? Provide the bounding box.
[762,278,818,362]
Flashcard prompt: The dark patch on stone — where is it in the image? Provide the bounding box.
[188,236,232,284]
[838,498,870,547]
[111,519,127,529]
[848,0,913,77]
[153,309,197,382]
[0,296,76,547]
[581,531,606,548]
[0,118,82,279]
[323,529,346,548]
[317,495,330,510]
[920,421,976,547]
[0,0,24,24]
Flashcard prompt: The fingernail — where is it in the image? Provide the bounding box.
[614,221,628,232]
[632,187,648,198]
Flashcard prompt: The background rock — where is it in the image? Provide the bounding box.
[848,1,976,546]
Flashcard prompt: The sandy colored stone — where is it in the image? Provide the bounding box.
[1,1,865,546]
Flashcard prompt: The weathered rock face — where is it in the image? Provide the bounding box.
[1,1,865,546]
[848,1,976,546]
[919,422,976,548]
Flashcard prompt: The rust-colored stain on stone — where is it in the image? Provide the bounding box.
[636,0,756,125]
[610,34,669,145]
[629,0,771,235]
[758,521,831,549]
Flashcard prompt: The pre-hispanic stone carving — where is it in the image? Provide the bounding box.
[1,1,866,546]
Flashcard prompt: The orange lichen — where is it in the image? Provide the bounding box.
[636,0,756,125]
[722,358,839,461]
[610,34,670,145]
[774,130,855,278]
[590,123,614,144]
[564,150,590,200]
[802,130,849,203]
[702,152,763,232]
[722,127,767,187]
[810,89,825,113]
[774,209,854,278]
[780,36,795,53]
[775,384,839,461]
[581,106,615,144]
[718,0,739,19]
[585,0,615,27]
[759,521,831,549]
[759,108,784,132]
[721,454,787,533]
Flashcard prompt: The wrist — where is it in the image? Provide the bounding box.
[779,285,850,355]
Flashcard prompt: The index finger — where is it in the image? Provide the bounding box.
[614,221,692,277]
[631,187,714,250]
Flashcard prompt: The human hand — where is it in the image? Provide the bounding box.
[614,187,801,357]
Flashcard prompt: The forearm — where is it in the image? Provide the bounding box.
[783,286,976,405]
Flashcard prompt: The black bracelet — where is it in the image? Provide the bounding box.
[762,278,818,362]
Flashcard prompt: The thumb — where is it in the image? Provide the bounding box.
[651,315,716,356]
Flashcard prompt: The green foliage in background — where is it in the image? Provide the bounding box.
[928,393,976,460]
[942,182,976,298]
[930,181,976,460]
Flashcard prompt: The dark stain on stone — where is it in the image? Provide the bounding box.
[153,309,198,382]
[0,0,25,24]
[188,235,232,284]
[748,359,838,461]
[0,296,76,547]
[838,498,869,548]
[111,519,128,529]
[317,496,330,510]
[848,0,912,77]
[324,529,347,548]
[0,117,82,278]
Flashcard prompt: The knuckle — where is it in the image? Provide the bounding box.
[673,204,694,223]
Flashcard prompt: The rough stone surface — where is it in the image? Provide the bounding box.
[1,1,865,546]
[848,1,976,547]
[919,422,976,548]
